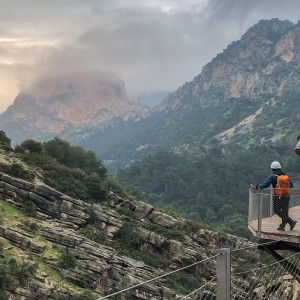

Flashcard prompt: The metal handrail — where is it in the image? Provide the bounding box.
[248,185,300,237]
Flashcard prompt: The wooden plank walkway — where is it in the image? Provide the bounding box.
[248,205,300,244]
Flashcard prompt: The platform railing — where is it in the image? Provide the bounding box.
[248,185,300,237]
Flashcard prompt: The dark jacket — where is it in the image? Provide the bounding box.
[257,169,293,189]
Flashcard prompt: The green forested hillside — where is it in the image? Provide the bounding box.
[0,132,127,203]
[117,140,300,238]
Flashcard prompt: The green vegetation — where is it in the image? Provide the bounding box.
[113,221,172,268]
[80,227,96,240]
[166,272,200,295]
[58,252,77,269]
[23,200,37,217]
[13,137,110,202]
[17,219,39,233]
[117,141,300,238]
[72,290,97,300]
[0,131,12,151]
[0,161,35,182]
[116,207,135,218]
[233,250,259,273]
[0,240,37,299]
[144,223,186,242]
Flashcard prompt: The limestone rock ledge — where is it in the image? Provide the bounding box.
[0,172,252,299]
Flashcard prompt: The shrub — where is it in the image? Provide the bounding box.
[80,228,95,240]
[43,137,107,178]
[102,177,124,195]
[166,272,199,295]
[114,221,142,251]
[94,232,107,244]
[144,223,185,242]
[85,208,99,226]
[17,139,43,154]
[116,207,135,218]
[0,162,35,182]
[18,219,39,233]
[0,131,11,150]
[58,252,77,269]
[0,290,8,300]
[113,221,172,267]
[0,142,12,152]
[23,201,37,217]
[85,173,106,201]
[7,259,37,284]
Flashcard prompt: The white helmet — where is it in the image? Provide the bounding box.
[271,161,281,169]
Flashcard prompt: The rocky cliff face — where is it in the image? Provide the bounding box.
[159,18,300,111]
[78,18,300,170]
[0,168,253,299]
[0,72,149,144]
[0,146,299,298]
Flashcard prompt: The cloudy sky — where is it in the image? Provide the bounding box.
[0,0,300,113]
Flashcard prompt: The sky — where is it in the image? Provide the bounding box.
[0,0,300,113]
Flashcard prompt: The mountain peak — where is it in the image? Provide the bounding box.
[77,18,300,171]
[242,18,294,42]
[0,72,149,144]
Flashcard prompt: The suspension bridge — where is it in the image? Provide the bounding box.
[97,186,300,299]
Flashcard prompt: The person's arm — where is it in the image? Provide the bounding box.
[256,175,274,189]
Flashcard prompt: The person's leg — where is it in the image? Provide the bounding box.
[273,196,283,218]
[274,196,285,229]
[281,198,290,226]
[281,196,297,229]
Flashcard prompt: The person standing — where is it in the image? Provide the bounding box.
[256,161,297,231]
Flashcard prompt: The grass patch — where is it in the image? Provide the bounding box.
[43,245,61,259]
[144,223,186,243]
[166,272,200,295]
[113,221,172,268]
[31,254,80,291]
[0,199,25,221]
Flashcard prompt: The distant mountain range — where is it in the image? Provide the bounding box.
[1,18,300,170]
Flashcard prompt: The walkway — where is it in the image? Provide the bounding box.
[248,186,300,246]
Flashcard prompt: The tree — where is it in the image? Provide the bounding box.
[0,130,11,150]
[85,173,106,201]
[43,137,107,178]
[17,139,43,153]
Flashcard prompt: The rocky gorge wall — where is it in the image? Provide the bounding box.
[0,171,252,299]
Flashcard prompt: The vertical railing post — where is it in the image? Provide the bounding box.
[258,190,263,238]
[269,188,273,217]
[216,248,231,300]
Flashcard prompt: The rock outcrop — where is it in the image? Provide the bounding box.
[0,72,149,144]
[0,171,252,299]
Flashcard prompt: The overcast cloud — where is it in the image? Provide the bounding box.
[0,0,300,112]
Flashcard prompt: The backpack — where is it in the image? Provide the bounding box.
[274,174,290,195]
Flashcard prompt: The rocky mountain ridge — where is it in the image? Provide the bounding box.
[76,18,300,170]
[0,72,149,144]
[158,19,298,111]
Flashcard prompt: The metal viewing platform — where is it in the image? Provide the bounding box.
[248,185,300,251]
